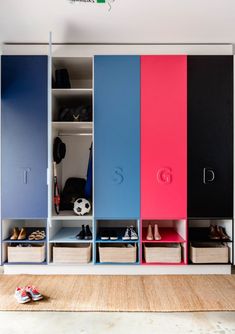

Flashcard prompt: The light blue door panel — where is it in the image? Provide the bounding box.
[94,56,140,218]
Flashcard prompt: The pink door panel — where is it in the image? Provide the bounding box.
[141,56,187,219]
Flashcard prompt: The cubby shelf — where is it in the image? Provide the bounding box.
[141,260,186,266]
[52,211,93,220]
[95,239,139,243]
[4,261,47,265]
[95,262,139,265]
[52,122,93,134]
[50,227,93,243]
[52,88,93,98]
[2,227,46,244]
[2,239,46,244]
[189,228,232,243]
[142,228,185,243]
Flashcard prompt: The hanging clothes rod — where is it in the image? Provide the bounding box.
[58,133,92,137]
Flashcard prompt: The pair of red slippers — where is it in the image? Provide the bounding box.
[15,286,43,304]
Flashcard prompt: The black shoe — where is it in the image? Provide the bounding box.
[100,229,110,240]
[76,225,85,240]
[110,229,118,240]
[85,225,92,240]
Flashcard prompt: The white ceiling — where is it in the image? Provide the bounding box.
[0,0,235,44]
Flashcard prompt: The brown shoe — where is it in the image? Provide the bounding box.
[154,224,161,241]
[146,224,153,241]
[10,227,20,240]
[18,228,27,240]
[208,224,220,240]
[217,226,230,240]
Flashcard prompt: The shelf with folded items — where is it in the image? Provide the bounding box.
[52,57,93,90]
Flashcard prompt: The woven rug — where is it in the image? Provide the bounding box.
[0,275,234,312]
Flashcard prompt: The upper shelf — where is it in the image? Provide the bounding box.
[52,210,93,220]
[52,121,93,134]
[52,88,93,99]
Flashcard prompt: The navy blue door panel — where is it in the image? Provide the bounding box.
[1,56,48,218]
[94,56,140,218]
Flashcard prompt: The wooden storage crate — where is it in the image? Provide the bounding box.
[144,243,182,263]
[7,244,45,263]
[98,243,137,263]
[190,242,229,264]
[53,243,91,264]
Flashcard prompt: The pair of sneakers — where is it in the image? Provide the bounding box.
[15,286,43,304]
[122,226,138,240]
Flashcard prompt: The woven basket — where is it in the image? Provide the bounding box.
[99,243,137,263]
[53,243,91,264]
[7,244,45,263]
[144,243,182,263]
[190,242,229,263]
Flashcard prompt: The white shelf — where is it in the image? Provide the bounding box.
[52,88,92,98]
[52,211,93,220]
[52,121,93,134]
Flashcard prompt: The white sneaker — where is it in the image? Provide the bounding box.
[122,227,130,240]
[15,287,31,304]
[129,226,138,240]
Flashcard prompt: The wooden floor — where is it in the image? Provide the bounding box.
[0,275,235,312]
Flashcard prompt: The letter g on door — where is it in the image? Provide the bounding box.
[157,167,172,184]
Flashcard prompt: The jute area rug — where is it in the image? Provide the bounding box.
[0,275,234,312]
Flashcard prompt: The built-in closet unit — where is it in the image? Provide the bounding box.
[0,45,234,273]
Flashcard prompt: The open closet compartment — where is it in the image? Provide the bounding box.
[51,56,93,220]
[141,220,187,265]
[49,219,93,264]
[188,219,233,264]
[95,219,140,264]
[1,219,47,264]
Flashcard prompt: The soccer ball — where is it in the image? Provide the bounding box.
[73,198,91,216]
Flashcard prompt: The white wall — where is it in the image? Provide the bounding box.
[0,0,235,44]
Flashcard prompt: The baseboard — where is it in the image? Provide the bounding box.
[3,264,232,275]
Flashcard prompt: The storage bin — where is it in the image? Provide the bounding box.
[190,242,229,263]
[98,243,137,263]
[144,243,182,263]
[7,244,45,263]
[53,243,91,264]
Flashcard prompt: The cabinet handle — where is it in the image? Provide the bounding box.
[203,167,215,184]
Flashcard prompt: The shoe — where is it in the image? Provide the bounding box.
[85,225,92,240]
[10,227,20,240]
[18,228,27,240]
[110,229,118,240]
[100,229,109,240]
[122,227,130,240]
[154,224,161,241]
[217,226,230,240]
[208,224,220,240]
[146,224,153,241]
[25,286,43,301]
[15,287,31,304]
[129,226,138,240]
[28,230,46,241]
[76,225,85,240]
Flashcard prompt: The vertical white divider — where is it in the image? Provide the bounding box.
[47,32,52,264]
[233,54,235,265]
[0,53,2,265]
